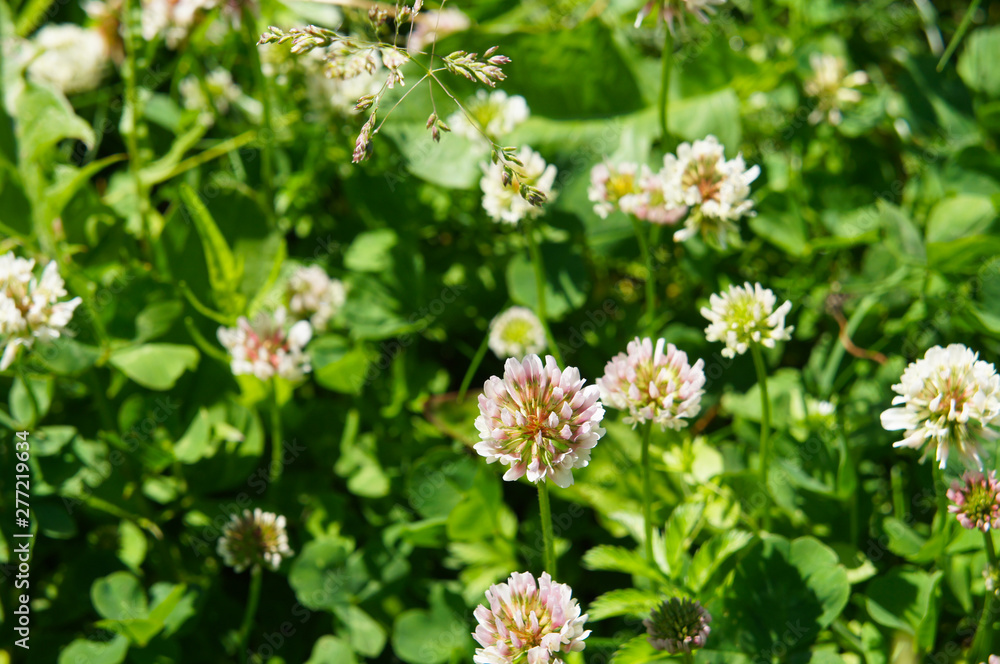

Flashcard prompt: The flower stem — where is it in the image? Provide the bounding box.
[682,652,694,664]
[524,221,563,366]
[750,344,772,531]
[237,564,263,664]
[641,420,655,562]
[538,481,556,577]
[458,328,492,402]
[937,0,983,71]
[120,0,151,241]
[243,7,276,223]
[932,463,949,538]
[972,530,1000,662]
[659,28,674,142]
[632,217,656,334]
[269,380,283,485]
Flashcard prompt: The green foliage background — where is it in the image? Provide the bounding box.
[2,0,1000,662]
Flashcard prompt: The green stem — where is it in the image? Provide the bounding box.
[641,420,655,562]
[269,380,283,484]
[524,221,563,366]
[659,28,674,142]
[458,328,492,402]
[750,344,772,531]
[933,463,949,537]
[538,482,556,577]
[237,565,264,664]
[632,217,656,334]
[682,652,694,664]
[937,0,983,71]
[243,7,276,222]
[120,0,150,241]
[972,531,1000,662]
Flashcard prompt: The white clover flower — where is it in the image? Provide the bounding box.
[217,508,293,572]
[804,53,868,126]
[286,265,346,332]
[635,0,726,33]
[473,571,590,664]
[880,344,1000,469]
[662,135,759,248]
[488,306,546,360]
[0,253,82,370]
[217,307,312,381]
[26,24,108,96]
[305,47,384,115]
[588,162,640,218]
[589,162,687,225]
[475,355,605,488]
[179,68,243,120]
[406,7,471,53]
[480,146,557,225]
[598,337,705,431]
[449,89,530,141]
[701,282,793,359]
[141,0,220,48]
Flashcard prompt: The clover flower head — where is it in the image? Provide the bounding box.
[27,24,108,96]
[701,282,793,358]
[287,265,346,332]
[804,53,868,125]
[480,146,557,224]
[0,253,82,371]
[982,656,1000,664]
[472,571,590,664]
[488,307,546,360]
[635,0,726,34]
[450,89,529,141]
[217,307,313,381]
[644,597,711,654]
[588,161,641,218]
[589,162,687,225]
[663,135,759,247]
[180,68,243,121]
[217,508,293,572]
[406,8,471,54]
[948,471,1000,532]
[598,337,705,430]
[880,344,1000,469]
[141,0,220,48]
[474,354,605,487]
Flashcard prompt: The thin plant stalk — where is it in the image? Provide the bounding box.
[750,344,772,531]
[641,420,655,562]
[120,0,151,241]
[932,464,950,538]
[659,28,674,141]
[538,481,556,576]
[683,652,694,664]
[458,329,492,402]
[268,379,283,484]
[524,221,563,366]
[937,0,983,71]
[972,530,1000,662]
[237,564,263,664]
[632,217,656,334]
[242,7,276,222]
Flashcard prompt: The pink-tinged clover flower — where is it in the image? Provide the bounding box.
[475,354,605,488]
[598,337,705,430]
[948,471,1000,532]
[880,344,1000,469]
[644,597,711,654]
[472,571,590,664]
[635,0,726,34]
[217,307,312,381]
[217,508,293,572]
